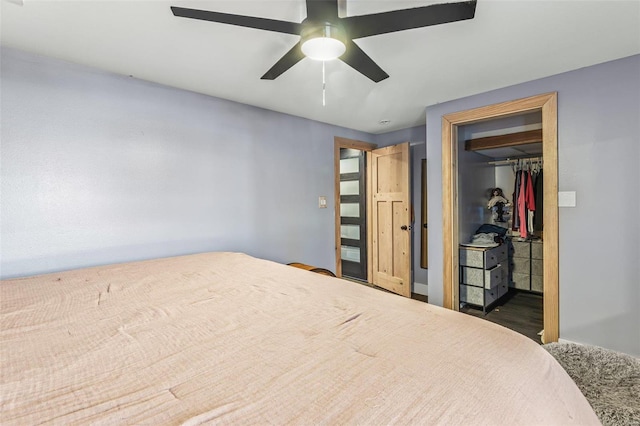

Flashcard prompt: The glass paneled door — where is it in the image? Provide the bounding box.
[339,148,367,280]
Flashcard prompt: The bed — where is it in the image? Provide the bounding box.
[1,252,599,425]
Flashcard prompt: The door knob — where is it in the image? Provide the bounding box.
[401,225,408,230]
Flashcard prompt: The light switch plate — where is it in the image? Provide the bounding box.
[318,196,327,209]
[558,191,576,207]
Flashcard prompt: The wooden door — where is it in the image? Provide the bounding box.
[370,142,411,297]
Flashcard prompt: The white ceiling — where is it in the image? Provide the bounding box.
[1,0,639,134]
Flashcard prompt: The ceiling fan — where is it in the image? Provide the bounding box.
[171,0,477,83]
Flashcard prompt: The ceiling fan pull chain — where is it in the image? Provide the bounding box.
[322,60,326,107]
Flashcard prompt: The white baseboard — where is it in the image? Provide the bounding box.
[413,282,428,296]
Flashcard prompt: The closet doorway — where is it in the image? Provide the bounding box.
[441,92,559,343]
[458,113,544,341]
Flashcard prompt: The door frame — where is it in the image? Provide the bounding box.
[441,92,559,343]
[334,137,377,281]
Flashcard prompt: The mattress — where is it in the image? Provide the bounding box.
[0,252,599,425]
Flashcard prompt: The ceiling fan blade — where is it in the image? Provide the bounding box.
[171,6,302,35]
[337,0,347,18]
[342,0,477,39]
[305,0,339,21]
[340,40,389,83]
[261,42,306,80]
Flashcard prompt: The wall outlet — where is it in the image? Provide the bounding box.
[318,196,327,209]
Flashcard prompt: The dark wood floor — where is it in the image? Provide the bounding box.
[460,290,544,343]
[411,293,429,303]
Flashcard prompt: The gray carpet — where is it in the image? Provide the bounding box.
[544,342,640,426]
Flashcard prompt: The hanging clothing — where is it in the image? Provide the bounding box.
[512,169,522,231]
[517,171,527,237]
[518,170,536,238]
[534,169,544,231]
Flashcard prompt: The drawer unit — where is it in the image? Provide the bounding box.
[507,238,543,294]
[530,241,543,293]
[459,244,509,314]
[460,264,503,289]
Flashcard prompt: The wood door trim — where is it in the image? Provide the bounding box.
[420,159,428,269]
[334,137,377,280]
[441,92,559,343]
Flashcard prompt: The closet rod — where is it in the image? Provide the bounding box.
[487,156,543,166]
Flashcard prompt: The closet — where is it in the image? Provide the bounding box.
[507,158,544,290]
[490,157,544,293]
[457,112,545,342]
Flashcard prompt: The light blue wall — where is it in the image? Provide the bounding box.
[6,47,636,355]
[457,144,494,245]
[374,126,428,292]
[0,47,373,278]
[426,55,640,355]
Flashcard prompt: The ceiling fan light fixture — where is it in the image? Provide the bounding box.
[172,0,477,81]
[301,24,346,61]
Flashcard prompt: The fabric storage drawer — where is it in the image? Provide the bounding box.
[460,284,500,307]
[495,244,509,262]
[460,264,503,289]
[499,264,509,287]
[497,281,509,298]
[459,245,503,269]
[531,241,543,259]
[531,275,543,293]
[531,259,543,277]
[511,257,530,275]
[512,240,530,258]
[513,272,530,290]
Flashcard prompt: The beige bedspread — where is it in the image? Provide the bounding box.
[1,252,599,425]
